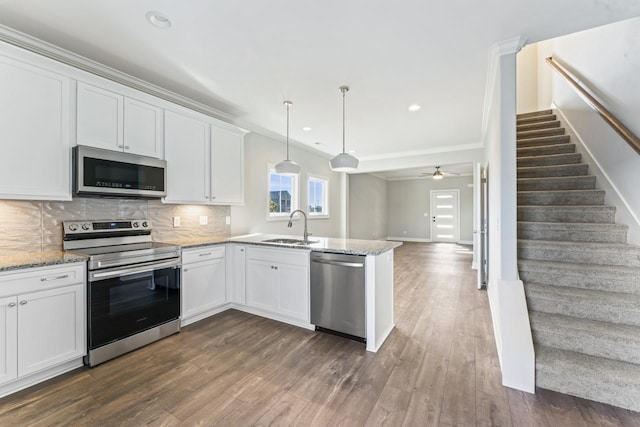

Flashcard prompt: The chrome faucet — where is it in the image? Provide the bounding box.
[288,209,311,242]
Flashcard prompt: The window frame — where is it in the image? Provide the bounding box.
[266,164,299,221]
[307,174,330,219]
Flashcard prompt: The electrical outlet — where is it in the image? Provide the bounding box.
[225,216,231,225]
[173,216,181,227]
[199,216,208,225]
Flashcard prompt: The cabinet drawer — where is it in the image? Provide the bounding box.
[0,264,85,297]
[182,246,225,265]
[246,246,309,267]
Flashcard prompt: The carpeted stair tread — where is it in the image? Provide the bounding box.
[518,239,640,267]
[517,135,571,148]
[525,282,640,327]
[517,120,561,132]
[518,259,640,294]
[517,127,565,140]
[517,163,589,178]
[529,311,640,364]
[518,221,627,243]
[517,153,581,167]
[517,189,605,206]
[517,205,616,223]
[535,346,640,412]
[517,109,553,119]
[517,175,596,191]
[517,143,576,157]
[517,114,557,125]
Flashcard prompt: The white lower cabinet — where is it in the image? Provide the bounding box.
[0,264,86,396]
[245,247,310,324]
[181,246,227,326]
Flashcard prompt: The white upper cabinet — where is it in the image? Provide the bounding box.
[0,51,72,201]
[164,108,246,206]
[164,110,210,204]
[77,82,164,159]
[124,97,164,158]
[211,125,245,205]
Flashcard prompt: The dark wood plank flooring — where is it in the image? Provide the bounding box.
[1,242,639,426]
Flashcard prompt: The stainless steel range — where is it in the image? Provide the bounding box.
[63,219,181,367]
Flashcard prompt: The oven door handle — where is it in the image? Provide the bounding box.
[89,259,180,282]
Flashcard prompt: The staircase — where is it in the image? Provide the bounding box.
[516,109,640,412]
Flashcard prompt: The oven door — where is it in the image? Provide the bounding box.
[88,259,180,350]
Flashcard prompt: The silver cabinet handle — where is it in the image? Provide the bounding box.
[41,274,69,282]
[118,144,124,148]
[7,302,16,308]
[240,249,244,252]
[199,253,212,257]
[124,145,130,149]
[19,300,27,305]
[183,268,188,272]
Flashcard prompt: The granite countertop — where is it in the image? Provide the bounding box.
[0,251,88,273]
[225,234,403,256]
[158,235,229,249]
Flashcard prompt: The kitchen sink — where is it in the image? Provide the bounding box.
[261,238,319,245]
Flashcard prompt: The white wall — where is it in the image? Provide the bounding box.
[536,17,640,244]
[231,132,344,238]
[348,174,388,240]
[482,37,535,393]
[387,176,473,242]
[516,44,539,113]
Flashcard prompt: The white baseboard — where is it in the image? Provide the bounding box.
[387,236,431,242]
[458,240,473,245]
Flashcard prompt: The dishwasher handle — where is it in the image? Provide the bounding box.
[313,258,364,268]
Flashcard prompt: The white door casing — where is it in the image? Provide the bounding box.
[430,189,460,243]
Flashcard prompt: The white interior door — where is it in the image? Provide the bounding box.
[431,190,460,243]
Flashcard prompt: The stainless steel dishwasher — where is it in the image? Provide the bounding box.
[310,252,366,341]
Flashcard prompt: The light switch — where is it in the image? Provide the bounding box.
[173,217,181,227]
[199,216,208,225]
[225,216,231,225]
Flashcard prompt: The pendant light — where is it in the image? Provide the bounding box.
[433,166,444,180]
[275,100,301,175]
[330,86,359,172]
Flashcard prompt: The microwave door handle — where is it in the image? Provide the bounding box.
[90,259,180,282]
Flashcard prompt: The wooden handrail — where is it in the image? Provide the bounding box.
[546,56,640,156]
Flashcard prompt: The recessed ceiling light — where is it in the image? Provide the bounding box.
[408,104,421,112]
[303,127,312,132]
[348,149,356,153]
[146,11,172,29]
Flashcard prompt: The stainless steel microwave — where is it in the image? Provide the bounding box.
[73,145,167,198]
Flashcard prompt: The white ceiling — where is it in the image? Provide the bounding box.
[0,1,639,169]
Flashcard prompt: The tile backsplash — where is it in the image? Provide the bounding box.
[0,199,230,254]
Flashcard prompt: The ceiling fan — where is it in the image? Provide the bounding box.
[418,166,460,179]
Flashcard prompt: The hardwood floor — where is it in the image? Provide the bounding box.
[1,242,639,426]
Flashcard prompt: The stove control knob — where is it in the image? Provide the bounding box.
[68,224,78,231]
[142,221,148,228]
[133,222,139,228]
[81,223,91,231]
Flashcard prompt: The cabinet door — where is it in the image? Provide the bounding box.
[211,126,245,205]
[230,245,246,304]
[17,285,85,377]
[124,98,164,158]
[77,82,123,151]
[276,263,309,322]
[0,296,18,386]
[182,258,226,321]
[0,55,71,200]
[245,259,277,311]
[164,110,210,204]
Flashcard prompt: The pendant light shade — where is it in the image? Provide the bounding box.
[275,100,300,175]
[330,86,359,172]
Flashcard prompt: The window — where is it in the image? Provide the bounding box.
[268,167,298,218]
[308,176,329,217]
